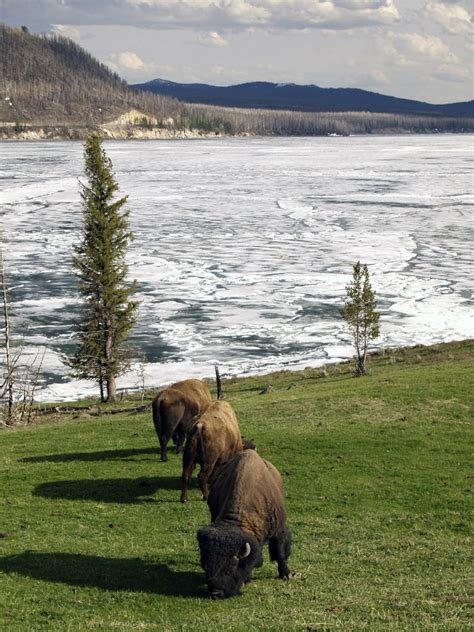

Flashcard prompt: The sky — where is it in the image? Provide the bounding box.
[3,1,473,103]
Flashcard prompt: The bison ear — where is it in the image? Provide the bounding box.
[238,541,251,559]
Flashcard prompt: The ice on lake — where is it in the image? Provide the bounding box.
[0,135,473,401]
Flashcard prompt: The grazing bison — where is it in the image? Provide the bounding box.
[197,449,291,599]
[180,400,244,504]
[152,379,212,462]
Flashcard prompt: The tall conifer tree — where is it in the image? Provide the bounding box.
[340,261,380,376]
[68,133,138,402]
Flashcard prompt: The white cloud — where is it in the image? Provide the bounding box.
[106,51,158,74]
[434,63,470,82]
[3,0,400,32]
[51,24,81,39]
[111,51,147,70]
[224,0,270,24]
[381,31,471,89]
[198,31,228,47]
[425,1,473,34]
[345,66,390,88]
[387,32,459,65]
[367,68,390,85]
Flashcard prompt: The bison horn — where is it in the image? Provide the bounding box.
[240,542,251,559]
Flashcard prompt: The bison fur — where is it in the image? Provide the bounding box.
[180,400,243,503]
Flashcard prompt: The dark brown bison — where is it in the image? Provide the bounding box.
[197,449,291,599]
[180,400,244,504]
[152,379,212,462]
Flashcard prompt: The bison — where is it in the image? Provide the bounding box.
[180,400,244,504]
[152,379,212,462]
[197,449,291,599]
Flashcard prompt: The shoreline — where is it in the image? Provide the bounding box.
[18,338,474,408]
[0,126,232,142]
[1,124,473,142]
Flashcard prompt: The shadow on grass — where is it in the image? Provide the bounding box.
[20,447,161,463]
[0,551,205,597]
[32,476,197,503]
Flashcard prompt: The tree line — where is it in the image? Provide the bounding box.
[183,103,474,136]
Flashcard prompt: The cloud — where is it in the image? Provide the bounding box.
[381,31,471,88]
[3,0,400,32]
[51,24,82,39]
[433,64,470,82]
[106,51,163,76]
[108,51,148,71]
[386,32,459,66]
[222,0,270,23]
[371,68,390,85]
[198,31,228,47]
[344,65,390,88]
[425,1,473,34]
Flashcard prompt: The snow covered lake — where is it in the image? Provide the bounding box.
[1,135,473,401]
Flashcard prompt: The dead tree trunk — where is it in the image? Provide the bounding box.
[0,247,14,424]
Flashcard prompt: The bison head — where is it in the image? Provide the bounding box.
[197,524,262,599]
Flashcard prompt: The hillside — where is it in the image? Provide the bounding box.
[0,340,472,629]
[0,24,181,127]
[134,78,474,117]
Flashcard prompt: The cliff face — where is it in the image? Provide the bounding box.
[0,110,228,140]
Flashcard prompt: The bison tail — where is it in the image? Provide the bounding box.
[196,422,206,463]
[182,422,201,469]
[152,396,165,436]
[242,437,256,451]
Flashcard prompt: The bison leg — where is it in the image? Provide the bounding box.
[197,461,216,501]
[269,527,292,579]
[174,431,186,454]
[160,435,169,462]
[180,464,196,504]
[180,442,197,504]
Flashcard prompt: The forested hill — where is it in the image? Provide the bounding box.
[0,24,180,126]
[134,79,474,118]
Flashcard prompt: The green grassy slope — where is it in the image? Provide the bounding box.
[0,341,472,630]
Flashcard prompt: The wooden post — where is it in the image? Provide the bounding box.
[214,365,223,400]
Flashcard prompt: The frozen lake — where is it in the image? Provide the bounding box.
[1,135,473,401]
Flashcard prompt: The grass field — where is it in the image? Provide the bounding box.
[0,341,472,630]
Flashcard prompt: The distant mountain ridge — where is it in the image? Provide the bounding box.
[133,78,474,117]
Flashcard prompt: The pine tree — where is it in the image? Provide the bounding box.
[68,133,139,402]
[340,261,380,376]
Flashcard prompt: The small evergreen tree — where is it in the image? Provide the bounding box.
[68,133,138,402]
[340,261,380,376]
